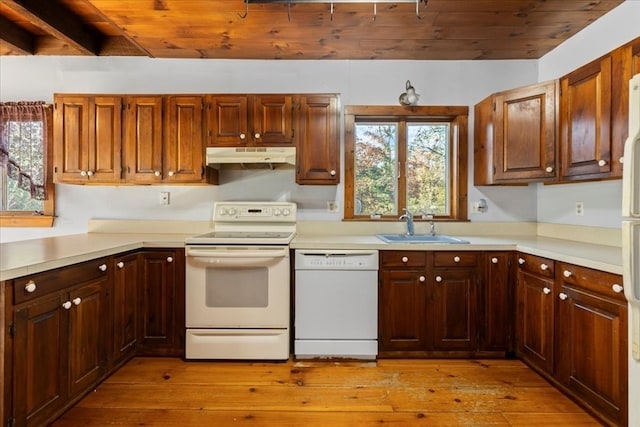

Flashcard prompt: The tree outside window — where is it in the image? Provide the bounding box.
[345,106,467,221]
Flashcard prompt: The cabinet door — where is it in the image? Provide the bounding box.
[556,285,627,425]
[165,96,204,182]
[111,254,139,367]
[379,269,427,353]
[88,96,123,182]
[13,294,68,427]
[560,55,613,180]
[138,250,184,356]
[124,96,164,183]
[253,95,294,145]
[68,279,108,398]
[480,252,512,352]
[494,82,557,182]
[53,95,90,183]
[296,95,340,185]
[516,270,554,373]
[430,269,477,351]
[206,95,249,146]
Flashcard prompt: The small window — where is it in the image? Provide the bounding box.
[0,102,54,227]
[345,106,468,221]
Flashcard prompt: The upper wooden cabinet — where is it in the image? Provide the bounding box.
[53,95,123,183]
[474,81,558,185]
[164,96,205,183]
[124,96,165,183]
[295,94,340,185]
[206,95,294,146]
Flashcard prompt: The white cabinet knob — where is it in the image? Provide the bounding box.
[435,276,443,283]
[518,258,525,265]
[559,293,568,300]
[240,133,246,140]
[491,257,498,264]
[72,297,82,306]
[99,264,108,272]
[620,156,624,164]
[87,170,94,176]
[563,270,572,278]
[154,170,161,177]
[401,256,409,263]
[419,275,425,282]
[543,287,551,295]
[167,256,173,263]
[330,170,336,176]
[545,166,554,173]
[62,301,72,310]
[598,159,607,167]
[80,170,87,177]
[612,284,624,293]
[540,263,549,271]
[255,133,261,139]
[25,281,37,293]
[168,171,175,177]
[117,261,125,269]
[453,256,461,263]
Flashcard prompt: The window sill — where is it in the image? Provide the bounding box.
[0,215,55,227]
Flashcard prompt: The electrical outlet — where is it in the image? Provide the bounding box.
[575,201,584,216]
[327,201,338,212]
[160,191,170,205]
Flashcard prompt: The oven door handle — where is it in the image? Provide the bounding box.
[186,246,288,259]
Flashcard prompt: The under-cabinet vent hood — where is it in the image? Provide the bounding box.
[206,146,296,168]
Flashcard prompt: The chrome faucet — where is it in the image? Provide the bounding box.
[399,208,415,235]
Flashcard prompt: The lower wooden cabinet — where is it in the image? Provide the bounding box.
[137,249,185,356]
[111,253,139,367]
[479,252,513,352]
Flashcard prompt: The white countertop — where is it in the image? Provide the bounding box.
[0,227,623,282]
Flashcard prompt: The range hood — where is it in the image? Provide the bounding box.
[206,146,296,168]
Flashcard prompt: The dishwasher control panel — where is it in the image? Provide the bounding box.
[295,250,379,270]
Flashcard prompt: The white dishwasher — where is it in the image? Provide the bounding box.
[294,249,379,360]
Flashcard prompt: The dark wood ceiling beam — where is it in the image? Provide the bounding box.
[1,0,100,55]
[0,14,34,54]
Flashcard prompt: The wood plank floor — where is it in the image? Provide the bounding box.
[52,357,603,426]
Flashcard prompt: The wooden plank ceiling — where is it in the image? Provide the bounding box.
[0,0,625,60]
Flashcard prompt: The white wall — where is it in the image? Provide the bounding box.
[0,57,539,242]
[536,0,640,229]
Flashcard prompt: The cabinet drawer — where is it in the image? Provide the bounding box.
[14,258,110,305]
[557,262,625,301]
[516,253,554,278]
[433,252,478,267]
[380,251,426,268]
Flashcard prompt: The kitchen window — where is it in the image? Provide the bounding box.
[0,102,55,227]
[344,106,468,221]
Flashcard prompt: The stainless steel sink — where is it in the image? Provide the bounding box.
[376,234,469,244]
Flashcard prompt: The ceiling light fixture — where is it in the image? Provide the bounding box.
[399,80,419,106]
[239,0,428,20]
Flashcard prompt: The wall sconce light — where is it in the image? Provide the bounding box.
[399,80,420,106]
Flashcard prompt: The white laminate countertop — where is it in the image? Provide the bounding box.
[0,230,623,282]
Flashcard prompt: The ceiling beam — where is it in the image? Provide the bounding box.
[1,0,100,55]
[0,14,33,54]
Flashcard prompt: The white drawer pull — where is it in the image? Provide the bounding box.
[240,133,246,140]
[563,270,572,278]
[330,170,336,176]
[435,276,443,283]
[518,258,525,265]
[167,256,173,263]
[25,281,37,293]
[117,261,125,268]
[545,166,554,173]
[99,264,108,272]
[419,275,425,282]
[491,257,498,264]
[62,301,72,310]
[73,297,82,306]
[401,256,409,263]
[543,287,551,295]
[559,293,568,300]
[453,256,461,263]
[154,170,161,177]
[612,284,624,293]
[540,263,548,271]
[598,159,607,167]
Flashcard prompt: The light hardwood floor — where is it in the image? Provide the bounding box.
[52,357,603,426]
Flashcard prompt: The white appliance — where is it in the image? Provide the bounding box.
[623,73,640,426]
[184,201,296,360]
[294,250,379,360]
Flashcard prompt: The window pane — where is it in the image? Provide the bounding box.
[406,123,449,215]
[354,123,398,216]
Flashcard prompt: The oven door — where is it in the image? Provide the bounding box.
[185,245,290,328]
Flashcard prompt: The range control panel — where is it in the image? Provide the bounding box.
[213,202,297,222]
